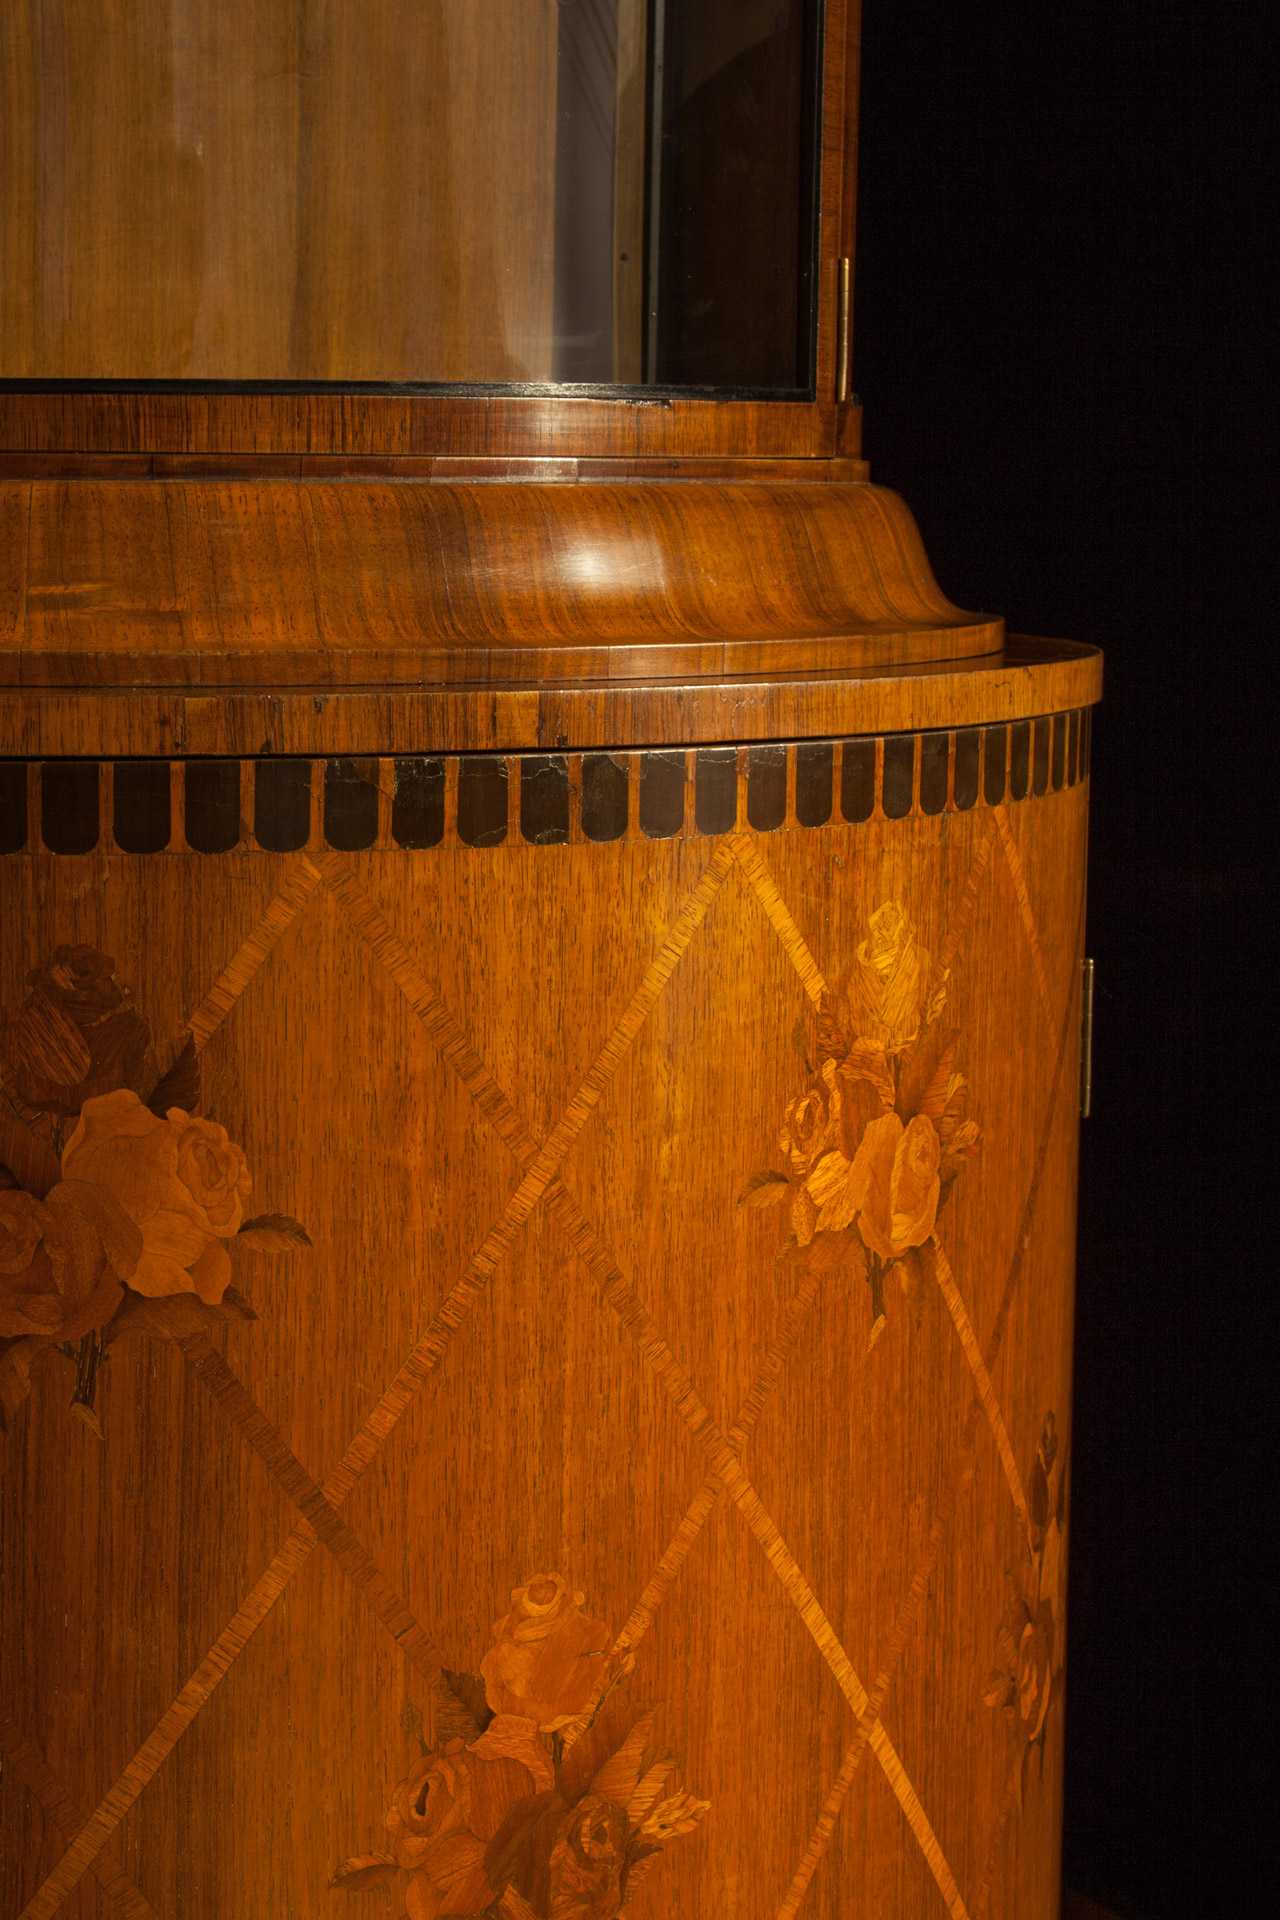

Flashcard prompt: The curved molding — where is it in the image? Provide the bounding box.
[0,480,1002,688]
[0,636,1102,759]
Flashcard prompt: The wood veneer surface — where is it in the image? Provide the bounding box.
[0,0,558,383]
[0,480,1000,691]
[1,691,1089,1920]
[0,636,1099,759]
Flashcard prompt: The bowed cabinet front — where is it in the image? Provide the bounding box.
[1,657,1096,1920]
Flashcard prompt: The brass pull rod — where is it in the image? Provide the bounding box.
[836,256,851,404]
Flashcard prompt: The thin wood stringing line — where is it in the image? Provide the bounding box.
[17,846,735,1920]
[993,806,1056,1046]
[177,1334,444,1682]
[729,833,828,1003]
[325,847,967,1920]
[776,896,1084,1919]
[930,1238,1032,1550]
[186,862,323,1051]
[0,1717,163,1920]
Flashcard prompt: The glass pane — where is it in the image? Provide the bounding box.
[0,0,819,389]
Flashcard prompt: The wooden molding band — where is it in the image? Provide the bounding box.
[0,710,1091,859]
[0,479,1000,689]
[0,637,1102,758]
[0,391,861,462]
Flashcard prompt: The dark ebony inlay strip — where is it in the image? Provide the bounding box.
[324,758,379,851]
[41,762,98,855]
[1068,710,1080,786]
[640,751,686,838]
[1009,722,1031,801]
[1051,714,1067,791]
[457,757,508,847]
[694,748,737,836]
[392,758,445,848]
[983,726,1008,806]
[747,746,787,832]
[185,759,241,852]
[795,742,834,827]
[113,760,170,853]
[1032,718,1051,796]
[953,730,980,810]
[840,739,876,823]
[581,753,629,843]
[521,756,570,845]
[919,734,949,816]
[254,759,311,852]
[0,763,28,854]
[882,736,915,820]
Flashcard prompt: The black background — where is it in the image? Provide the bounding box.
[853,3,1273,1916]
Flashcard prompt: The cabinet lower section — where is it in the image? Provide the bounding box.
[1,718,1089,1920]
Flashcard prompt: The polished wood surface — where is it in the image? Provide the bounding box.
[0,9,1094,1912]
[1,694,1090,1920]
[0,636,1100,760]
[0,481,1000,690]
[0,0,557,381]
[0,391,864,465]
[0,0,858,403]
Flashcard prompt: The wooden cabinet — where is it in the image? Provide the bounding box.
[0,8,1098,1918]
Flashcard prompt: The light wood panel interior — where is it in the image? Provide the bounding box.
[0,0,561,381]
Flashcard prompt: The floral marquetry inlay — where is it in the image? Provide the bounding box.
[0,719,1090,1920]
[0,946,309,1434]
[738,900,982,1348]
[333,1575,708,1920]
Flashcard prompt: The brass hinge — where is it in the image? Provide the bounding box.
[1079,957,1095,1117]
[836,256,851,403]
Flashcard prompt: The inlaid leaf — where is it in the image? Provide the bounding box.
[102,1288,225,1345]
[0,1162,19,1189]
[802,1227,864,1276]
[589,1713,655,1803]
[220,1283,258,1321]
[69,1400,105,1441]
[735,1171,791,1209]
[147,1036,200,1117]
[328,1856,398,1892]
[238,1214,312,1252]
[895,1024,957,1124]
[5,991,92,1083]
[499,1888,540,1920]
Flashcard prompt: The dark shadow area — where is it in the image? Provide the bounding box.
[855,3,1273,1916]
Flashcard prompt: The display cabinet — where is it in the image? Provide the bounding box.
[0,6,1099,1917]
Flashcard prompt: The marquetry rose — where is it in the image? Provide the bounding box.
[480,1575,611,1731]
[0,1177,140,1342]
[337,1582,708,1920]
[1,946,149,1117]
[547,1796,630,1920]
[739,898,982,1344]
[60,1089,251,1304]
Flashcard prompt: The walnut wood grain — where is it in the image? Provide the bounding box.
[0,479,1000,691]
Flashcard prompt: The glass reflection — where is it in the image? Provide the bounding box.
[0,0,819,389]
